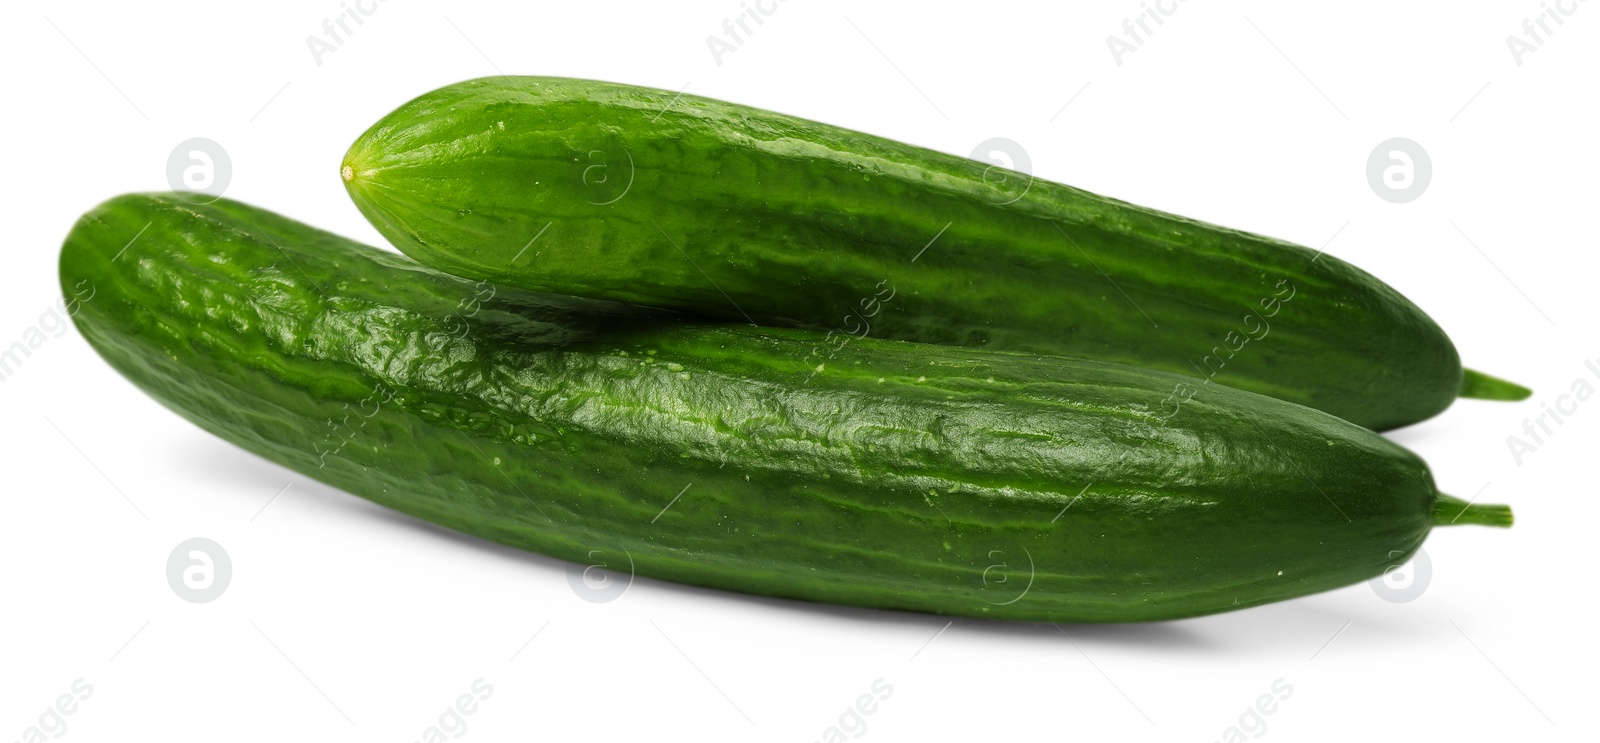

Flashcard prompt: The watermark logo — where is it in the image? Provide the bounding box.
[802,280,896,380]
[566,548,634,604]
[706,0,789,66]
[306,0,390,66]
[313,381,398,468]
[1207,678,1293,743]
[11,679,93,742]
[1369,547,1430,603]
[1507,358,1597,465]
[1366,138,1431,204]
[166,538,232,604]
[969,138,1033,205]
[444,281,497,339]
[1151,380,1203,426]
[809,678,893,743]
[1506,0,1589,66]
[980,546,1035,606]
[409,678,493,743]
[1124,278,1295,431]
[581,148,635,206]
[166,138,231,204]
[0,281,95,384]
[1188,279,1295,386]
[1106,0,1193,67]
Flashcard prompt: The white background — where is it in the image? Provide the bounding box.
[1,1,1594,741]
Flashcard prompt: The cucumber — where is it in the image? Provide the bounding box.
[61,193,1511,623]
[340,76,1529,431]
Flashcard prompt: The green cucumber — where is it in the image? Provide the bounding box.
[340,75,1529,431]
[61,193,1511,623]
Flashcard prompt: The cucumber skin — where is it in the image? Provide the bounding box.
[342,76,1460,431]
[62,193,1441,623]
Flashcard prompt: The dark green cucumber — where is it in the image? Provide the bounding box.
[61,193,1510,623]
[340,76,1529,431]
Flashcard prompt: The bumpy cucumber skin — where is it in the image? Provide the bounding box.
[342,76,1461,431]
[62,194,1441,623]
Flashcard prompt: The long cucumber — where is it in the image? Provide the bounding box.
[61,193,1511,623]
[340,76,1529,430]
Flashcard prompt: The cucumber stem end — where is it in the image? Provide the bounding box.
[1460,368,1532,401]
[1434,494,1514,528]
